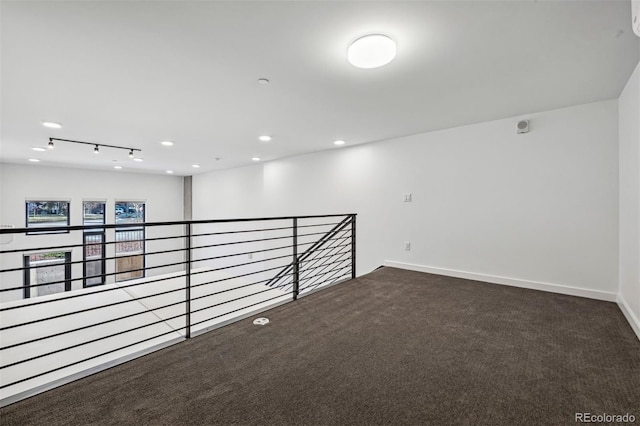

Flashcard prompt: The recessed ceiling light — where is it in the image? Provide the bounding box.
[251,157,261,162]
[31,147,46,152]
[257,78,270,85]
[133,158,144,162]
[259,135,271,142]
[192,164,200,168]
[114,165,123,169]
[161,141,174,147]
[42,121,62,129]
[166,170,174,174]
[348,34,396,69]
[334,140,345,146]
[28,158,40,162]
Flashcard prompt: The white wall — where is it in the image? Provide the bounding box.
[618,60,640,338]
[193,99,620,300]
[0,164,184,302]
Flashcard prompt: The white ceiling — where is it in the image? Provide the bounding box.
[1,0,639,175]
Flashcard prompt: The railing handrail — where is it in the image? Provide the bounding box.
[0,213,358,235]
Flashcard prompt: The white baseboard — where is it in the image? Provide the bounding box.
[383,260,618,302]
[617,294,640,341]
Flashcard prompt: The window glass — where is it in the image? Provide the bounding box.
[115,202,144,224]
[24,252,71,298]
[115,201,145,281]
[83,201,105,225]
[26,201,70,233]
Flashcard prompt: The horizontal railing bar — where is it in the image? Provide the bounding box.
[0,246,190,274]
[189,221,343,239]
[189,291,291,328]
[300,264,351,284]
[1,239,305,290]
[298,243,351,263]
[189,285,282,316]
[190,242,296,264]
[302,271,351,294]
[0,257,189,291]
[1,271,296,350]
[273,258,350,290]
[1,257,296,317]
[0,296,188,350]
[0,214,357,234]
[297,249,351,271]
[191,234,294,250]
[188,263,294,290]
[1,307,191,370]
[0,273,189,311]
[190,272,294,304]
[279,266,351,292]
[303,267,351,289]
[1,283,188,330]
[0,326,186,390]
[190,225,293,238]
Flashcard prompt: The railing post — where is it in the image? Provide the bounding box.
[351,214,356,279]
[185,223,192,339]
[292,218,299,300]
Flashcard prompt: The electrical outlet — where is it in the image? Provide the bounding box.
[403,193,412,202]
[404,241,411,251]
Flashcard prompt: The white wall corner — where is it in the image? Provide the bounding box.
[617,294,640,341]
[383,260,618,302]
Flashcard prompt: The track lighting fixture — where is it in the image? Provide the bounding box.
[48,138,141,158]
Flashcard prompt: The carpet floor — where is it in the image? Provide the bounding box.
[1,267,639,425]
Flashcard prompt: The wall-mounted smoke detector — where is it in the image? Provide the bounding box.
[517,120,529,134]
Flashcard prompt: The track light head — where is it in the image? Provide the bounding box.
[94,145,100,154]
[47,140,54,149]
[129,149,134,158]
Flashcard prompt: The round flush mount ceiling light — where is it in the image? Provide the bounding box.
[42,121,62,129]
[251,157,261,162]
[161,140,174,147]
[32,147,46,152]
[333,140,345,146]
[258,135,271,142]
[347,34,396,69]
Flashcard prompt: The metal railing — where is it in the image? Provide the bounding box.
[0,214,356,406]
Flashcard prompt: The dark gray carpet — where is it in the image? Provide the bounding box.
[2,267,639,425]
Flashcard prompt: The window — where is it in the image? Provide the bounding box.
[83,201,106,287]
[23,252,71,298]
[115,202,145,281]
[26,201,70,234]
